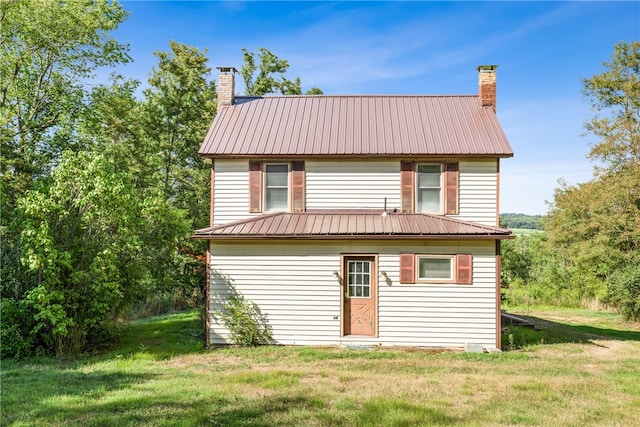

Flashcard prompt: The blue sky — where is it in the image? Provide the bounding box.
[111,1,639,215]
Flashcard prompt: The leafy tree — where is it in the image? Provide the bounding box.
[545,42,640,319]
[73,75,196,310]
[0,0,130,203]
[142,41,216,215]
[501,238,534,286]
[0,0,131,357]
[240,47,322,95]
[305,87,324,95]
[79,75,149,185]
[583,41,640,174]
[547,167,639,310]
[13,151,188,356]
[501,232,578,308]
[140,41,217,309]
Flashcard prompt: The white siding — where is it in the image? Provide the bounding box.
[208,240,498,349]
[455,160,499,226]
[212,158,499,226]
[306,160,401,210]
[213,159,251,226]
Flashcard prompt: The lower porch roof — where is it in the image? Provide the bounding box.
[193,210,513,240]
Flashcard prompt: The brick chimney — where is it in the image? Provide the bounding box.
[217,67,237,107]
[477,65,498,111]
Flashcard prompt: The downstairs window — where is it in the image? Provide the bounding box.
[399,253,472,285]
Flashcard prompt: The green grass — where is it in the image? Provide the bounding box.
[509,228,544,237]
[2,308,640,426]
[104,310,205,360]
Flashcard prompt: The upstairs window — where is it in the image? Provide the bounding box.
[401,161,459,215]
[264,164,289,211]
[249,161,305,213]
[416,164,442,213]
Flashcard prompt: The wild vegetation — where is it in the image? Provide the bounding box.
[499,213,546,230]
[216,295,274,346]
[2,309,639,426]
[0,0,318,359]
[501,41,640,320]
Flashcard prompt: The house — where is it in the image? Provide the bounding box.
[194,65,514,350]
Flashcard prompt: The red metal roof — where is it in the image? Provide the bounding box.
[199,95,513,158]
[193,211,513,240]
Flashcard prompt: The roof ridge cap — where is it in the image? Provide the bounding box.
[245,94,478,98]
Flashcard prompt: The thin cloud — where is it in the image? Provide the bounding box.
[245,2,587,94]
[235,4,456,91]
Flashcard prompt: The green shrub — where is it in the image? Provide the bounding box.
[216,295,273,346]
[608,264,640,321]
[0,298,37,359]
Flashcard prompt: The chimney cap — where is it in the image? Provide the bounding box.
[477,65,498,72]
[217,66,238,73]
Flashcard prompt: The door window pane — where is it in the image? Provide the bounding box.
[347,261,371,298]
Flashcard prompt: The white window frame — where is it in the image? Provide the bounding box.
[346,259,372,299]
[416,163,443,214]
[263,163,290,212]
[416,254,454,283]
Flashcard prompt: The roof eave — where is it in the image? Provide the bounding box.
[192,233,514,241]
[198,153,514,160]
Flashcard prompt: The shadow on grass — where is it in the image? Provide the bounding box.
[8,390,229,427]
[522,315,639,341]
[502,314,640,350]
[3,375,459,427]
[209,395,326,426]
[103,309,205,361]
[209,395,460,426]
[1,367,157,425]
[353,398,460,426]
[1,310,208,426]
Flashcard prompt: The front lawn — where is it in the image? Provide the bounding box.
[2,308,639,426]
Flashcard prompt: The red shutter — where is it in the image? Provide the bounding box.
[456,254,473,285]
[399,253,415,284]
[445,162,459,215]
[400,161,414,213]
[249,161,262,213]
[291,161,305,212]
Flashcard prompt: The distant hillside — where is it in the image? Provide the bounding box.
[500,213,546,230]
